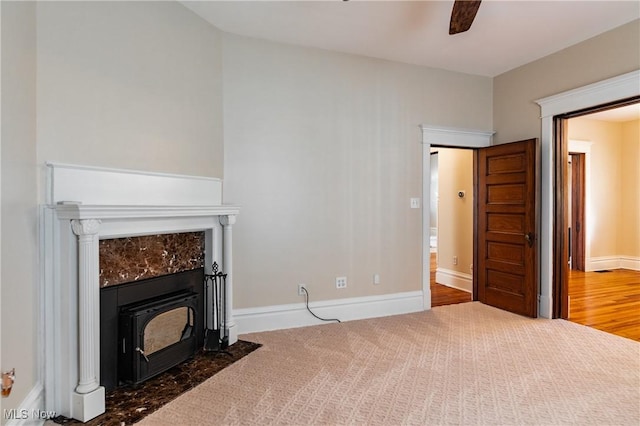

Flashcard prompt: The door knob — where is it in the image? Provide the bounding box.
[525,232,534,248]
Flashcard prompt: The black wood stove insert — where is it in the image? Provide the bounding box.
[118,291,198,385]
[100,268,204,391]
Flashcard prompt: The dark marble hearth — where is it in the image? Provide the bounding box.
[52,340,261,426]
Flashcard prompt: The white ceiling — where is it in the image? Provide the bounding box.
[585,103,640,122]
[181,1,639,77]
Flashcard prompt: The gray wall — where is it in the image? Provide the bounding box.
[36,1,225,178]
[1,2,38,416]
[493,19,640,145]
[222,34,492,308]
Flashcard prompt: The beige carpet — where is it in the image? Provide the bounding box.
[138,302,639,425]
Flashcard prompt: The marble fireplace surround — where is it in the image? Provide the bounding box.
[41,163,240,422]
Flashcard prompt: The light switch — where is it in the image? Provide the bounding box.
[410,198,420,209]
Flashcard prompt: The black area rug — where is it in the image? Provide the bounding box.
[52,340,261,426]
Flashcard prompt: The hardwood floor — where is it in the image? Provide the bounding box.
[430,253,638,339]
[568,268,640,341]
[430,253,472,307]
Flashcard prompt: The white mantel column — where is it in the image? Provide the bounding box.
[220,215,238,345]
[70,219,105,422]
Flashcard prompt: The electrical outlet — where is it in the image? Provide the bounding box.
[298,284,306,296]
[453,256,458,265]
[373,273,380,285]
[336,276,347,289]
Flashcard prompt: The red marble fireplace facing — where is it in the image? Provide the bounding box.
[98,231,207,391]
[99,232,205,287]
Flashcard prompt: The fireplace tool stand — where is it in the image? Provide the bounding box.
[204,262,231,356]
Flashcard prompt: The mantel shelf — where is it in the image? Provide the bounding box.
[54,204,241,220]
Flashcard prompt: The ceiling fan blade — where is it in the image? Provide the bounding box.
[449,0,482,35]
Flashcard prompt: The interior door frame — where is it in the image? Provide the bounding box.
[569,152,586,271]
[419,126,494,310]
[536,70,639,318]
[552,96,640,318]
[421,132,541,318]
[567,139,594,273]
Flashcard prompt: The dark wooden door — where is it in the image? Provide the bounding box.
[570,153,586,271]
[477,139,539,317]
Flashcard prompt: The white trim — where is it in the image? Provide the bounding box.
[4,382,52,426]
[538,295,552,319]
[588,256,620,271]
[536,70,640,118]
[54,204,240,221]
[435,268,472,293]
[535,70,640,318]
[539,115,555,318]
[568,139,593,153]
[588,256,640,272]
[419,126,494,311]
[46,162,222,206]
[620,257,640,271]
[45,161,221,180]
[420,125,494,148]
[421,135,432,311]
[235,291,424,334]
[0,2,3,408]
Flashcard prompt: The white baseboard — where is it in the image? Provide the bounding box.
[588,256,640,271]
[234,291,424,334]
[588,256,620,271]
[435,268,472,293]
[620,256,640,271]
[4,382,53,425]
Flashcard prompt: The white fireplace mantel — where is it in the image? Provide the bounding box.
[41,163,239,422]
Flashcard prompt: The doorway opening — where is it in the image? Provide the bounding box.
[554,99,640,340]
[535,70,639,319]
[568,152,586,272]
[420,126,494,311]
[429,148,473,307]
